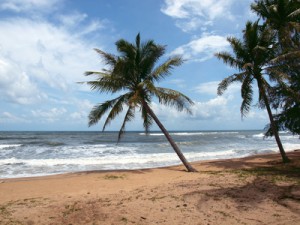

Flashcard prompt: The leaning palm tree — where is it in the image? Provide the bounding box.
[84,33,197,172]
[215,21,290,163]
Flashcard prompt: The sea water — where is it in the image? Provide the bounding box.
[0,130,299,178]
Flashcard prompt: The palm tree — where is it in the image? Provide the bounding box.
[251,0,300,50]
[215,21,290,163]
[84,33,197,172]
[252,0,300,136]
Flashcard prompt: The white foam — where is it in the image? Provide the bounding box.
[0,149,238,168]
[140,132,239,136]
[0,144,21,149]
[172,132,202,136]
[253,133,264,138]
[281,135,299,141]
[60,144,138,155]
[283,143,300,151]
[139,133,164,136]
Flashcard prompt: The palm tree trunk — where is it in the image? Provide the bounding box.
[258,82,290,163]
[142,101,197,172]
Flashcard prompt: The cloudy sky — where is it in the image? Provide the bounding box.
[0,0,269,131]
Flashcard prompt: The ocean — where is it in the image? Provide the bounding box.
[0,130,299,178]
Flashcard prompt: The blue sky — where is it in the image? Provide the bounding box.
[0,0,269,131]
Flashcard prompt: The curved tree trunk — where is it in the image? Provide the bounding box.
[142,101,197,172]
[258,81,290,163]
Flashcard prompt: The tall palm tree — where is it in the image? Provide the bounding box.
[215,21,290,163]
[84,33,197,172]
[252,0,300,136]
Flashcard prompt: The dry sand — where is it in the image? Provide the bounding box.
[0,151,300,225]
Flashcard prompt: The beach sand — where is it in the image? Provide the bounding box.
[0,151,299,225]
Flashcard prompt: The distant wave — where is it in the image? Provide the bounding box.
[139,133,163,136]
[253,132,298,140]
[253,133,264,138]
[139,131,240,136]
[0,144,22,149]
[172,132,205,136]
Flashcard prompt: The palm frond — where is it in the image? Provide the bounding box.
[217,72,247,95]
[141,40,164,61]
[215,52,242,70]
[227,37,250,65]
[94,48,117,66]
[240,76,254,117]
[139,42,165,80]
[143,80,193,113]
[84,71,110,77]
[118,106,135,141]
[102,93,132,131]
[88,96,124,127]
[270,49,300,64]
[155,87,194,114]
[288,8,300,18]
[85,76,126,93]
[115,39,136,59]
[149,55,183,82]
[136,33,141,49]
[141,103,153,134]
[251,0,270,20]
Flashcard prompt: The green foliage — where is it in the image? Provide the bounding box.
[215,16,292,162]
[252,0,300,136]
[84,33,197,172]
[215,20,276,117]
[251,0,300,50]
[84,33,193,140]
[217,0,299,137]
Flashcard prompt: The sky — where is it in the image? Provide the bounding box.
[0,0,270,132]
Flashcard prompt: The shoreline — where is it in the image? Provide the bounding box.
[0,150,299,224]
[1,149,299,182]
[2,130,299,181]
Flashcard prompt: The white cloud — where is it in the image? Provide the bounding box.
[0,0,61,13]
[0,112,29,123]
[31,107,67,123]
[78,19,106,36]
[57,12,88,28]
[0,17,103,104]
[195,81,240,96]
[57,12,105,36]
[171,35,229,62]
[247,110,268,120]
[194,81,219,96]
[161,0,234,32]
[0,58,46,104]
[150,95,230,121]
[161,0,232,19]
[69,99,94,121]
[190,96,230,120]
